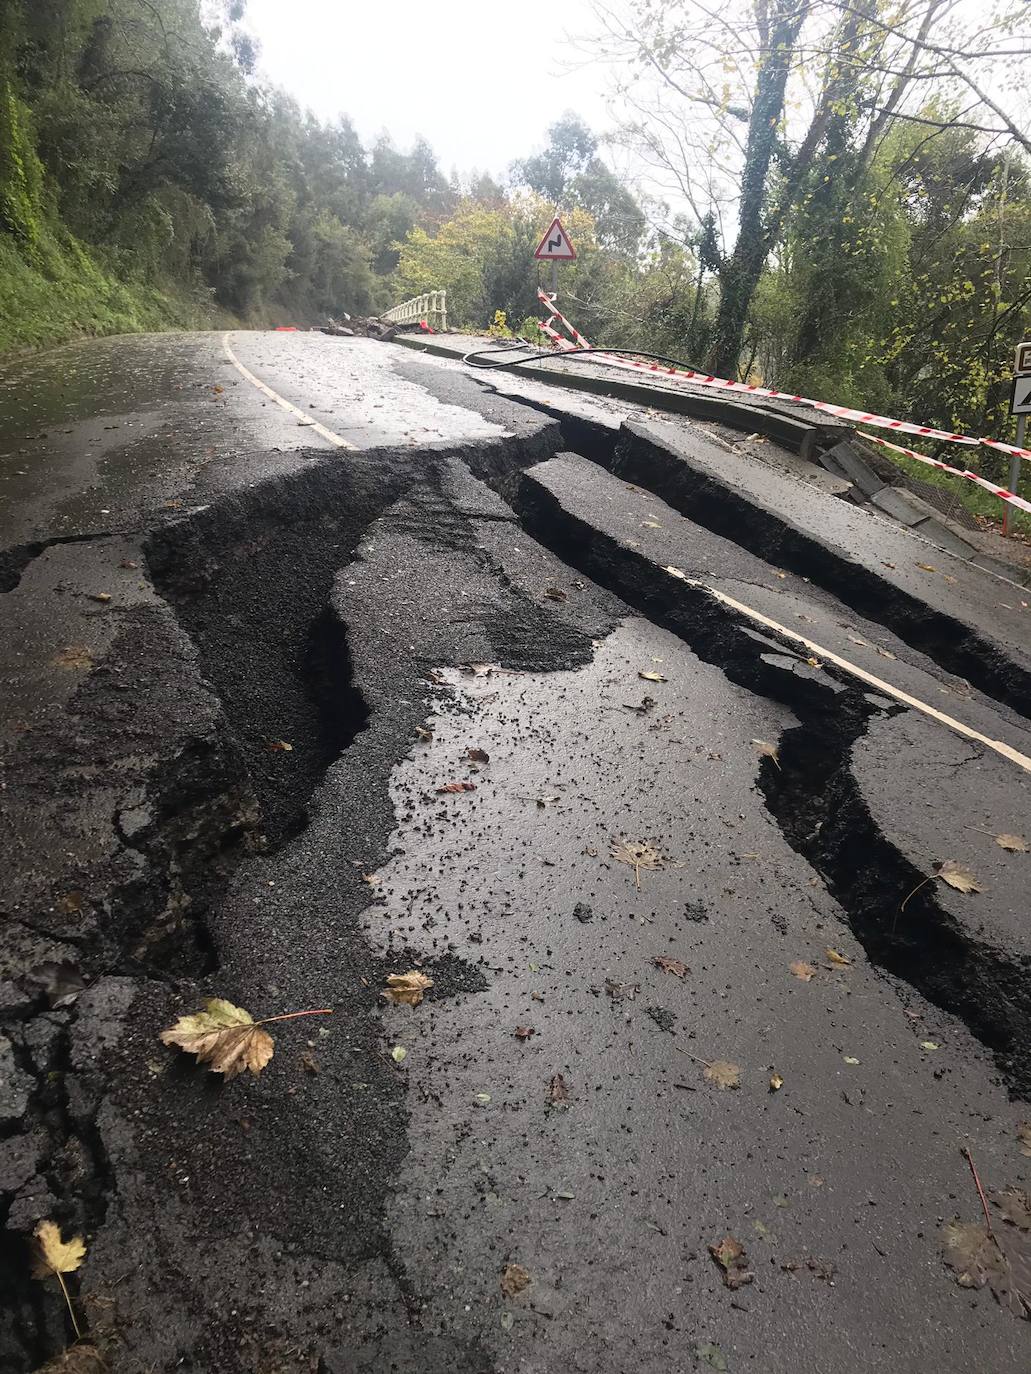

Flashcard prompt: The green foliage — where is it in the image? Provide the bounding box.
[0,0,456,348]
[0,79,44,249]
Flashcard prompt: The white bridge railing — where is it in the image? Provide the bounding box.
[382,290,448,331]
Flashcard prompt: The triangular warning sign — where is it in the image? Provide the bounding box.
[534,217,576,261]
[1012,374,1031,415]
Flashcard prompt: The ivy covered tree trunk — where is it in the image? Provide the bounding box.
[710,0,808,376]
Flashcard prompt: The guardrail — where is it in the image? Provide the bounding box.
[383,291,448,332]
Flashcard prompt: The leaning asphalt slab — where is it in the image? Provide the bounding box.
[2,331,1031,1374]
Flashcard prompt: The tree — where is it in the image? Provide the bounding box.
[511,113,646,254]
[591,0,1031,374]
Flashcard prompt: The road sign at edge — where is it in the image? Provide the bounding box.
[534,217,576,261]
[1011,374,1031,416]
[1015,340,1031,375]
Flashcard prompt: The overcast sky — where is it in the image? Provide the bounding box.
[244,0,617,178]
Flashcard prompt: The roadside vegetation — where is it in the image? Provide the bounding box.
[1,0,1029,520]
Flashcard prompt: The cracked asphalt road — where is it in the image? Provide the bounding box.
[2,330,1030,1374]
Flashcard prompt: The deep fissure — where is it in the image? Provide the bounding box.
[501,456,1031,1097]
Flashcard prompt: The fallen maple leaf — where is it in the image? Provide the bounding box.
[943,1218,1031,1317]
[825,947,853,967]
[548,1073,571,1106]
[938,859,981,894]
[769,1072,784,1092]
[997,833,1029,853]
[383,971,433,1007]
[703,1059,742,1090]
[709,1235,754,1290]
[33,1221,86,1338]
[611,838,664,889]
[466,748,490,764]
[28,961,86,1008]
[161,998,278,1077]
[789,960,817,982]
[654,956,689,977]
[638,670,667,682]
[500,1263,531,1297]
[33,1221,85,1280]
[436,780,476,793]
[902,858,982,911]
[751,738,780,768]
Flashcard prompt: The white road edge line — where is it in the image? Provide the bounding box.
[222,332,358,450]
[672,572,1031,774]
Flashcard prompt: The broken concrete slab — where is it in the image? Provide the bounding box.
[609,421,1031,716]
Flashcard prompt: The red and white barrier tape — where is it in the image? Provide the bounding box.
[535,288,1031,464]
[861,433,1031,516]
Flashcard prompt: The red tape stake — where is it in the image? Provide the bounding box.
[532,291,1030,517]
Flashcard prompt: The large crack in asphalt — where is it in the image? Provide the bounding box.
[502,457,1031,1098]
[3,415,1027,1371]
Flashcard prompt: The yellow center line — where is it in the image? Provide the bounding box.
[676,574,1031,773]
[222,332,358,450]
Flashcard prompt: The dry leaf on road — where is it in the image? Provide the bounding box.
[751,739,780,768]
[1018,1124,1031,1159]
[548,1073,571,1106]
[32,1221,85,1280]
[769,1072,784,1092]
[545,586,567,601]
[28,961,86,1009]
[703,1059,742,1090]
[789,961,817,982]
[611,838,664,889]
[436,781,476,793]
[415,725,433,742]
[943,1219,1031,1318]
[514,1025,535,1040]
[33,1220,86,1339]
[938,860,981,893]
[997,833,1028,853]
[638,670,667,682]
[266,739,293,752]
[501,1263,531,1297]
[466,748,490,764]
[160,998,275,1077]
[654,956,689,977]
[825,948,853,967]
[709,1235,754,1289]
[383,971,434,1007]
[902,858,983,910]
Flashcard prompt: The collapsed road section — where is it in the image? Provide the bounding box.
[2,340,1031,1374]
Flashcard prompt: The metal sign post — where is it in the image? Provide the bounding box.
[533,216,576,306]
[1006,341,1031,535]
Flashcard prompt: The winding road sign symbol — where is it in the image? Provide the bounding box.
[534,217,576,261]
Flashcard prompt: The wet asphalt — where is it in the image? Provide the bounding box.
[1,330,1030,1374]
